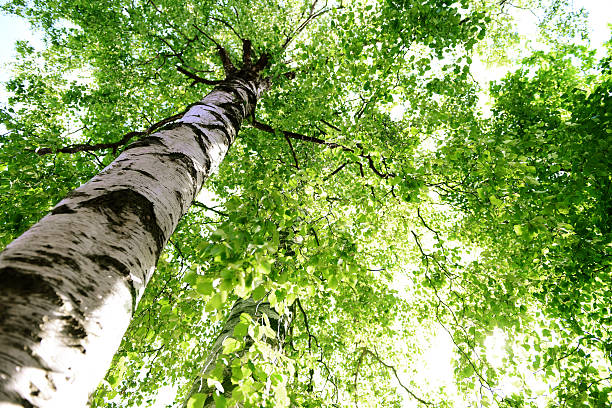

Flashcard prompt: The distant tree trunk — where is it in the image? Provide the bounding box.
[0,64,266,407]
[183,297,289,408]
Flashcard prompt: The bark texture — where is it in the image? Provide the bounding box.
[184,297,289,408]
[0,74,263,407]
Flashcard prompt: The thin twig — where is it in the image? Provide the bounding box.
[283,132,300,169]
[210,16,244,41]
[320,119,341,131]
[361,347,432,406]
[251,119,348,150]
[192,201,228,217]
[324,161,349,180]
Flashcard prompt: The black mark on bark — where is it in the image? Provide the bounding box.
[182,123,212,154]
[167,152,198,181]
[60,315,87,340]
[50,204,76,215]
[65,191,90,199]
[33,250,81,273]
[2,255,53,268]
[129,168,157,180]
[123,136,166,152]
[217,102,242,133]
[86,254,131,277]
[0,267,62,308]
[78,189,165,255]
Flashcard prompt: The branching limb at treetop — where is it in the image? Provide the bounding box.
[282,0,334,50]
[210,16,244,41]
[176,66,223,86]
[192,23,237,76]
[242,39,253,67]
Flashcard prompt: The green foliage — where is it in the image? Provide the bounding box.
[1,0,610,407]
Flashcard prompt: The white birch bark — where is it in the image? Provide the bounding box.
[0,75,263,408]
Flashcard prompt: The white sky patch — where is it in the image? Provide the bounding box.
[0,14,44,83]
[0,13,42,136]
[406,326,458,400]
[576,0,612,56]
[147,383,180,408]
[471,1,611,117]
[484,327,508,368]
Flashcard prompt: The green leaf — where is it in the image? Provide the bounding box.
[184,271,198,286]
[213,394,227,408]
[222,337,242,354]
[252,285,266,301]
[268,291,278,307]
[187,393,207,408]
[233,322,248,339]
[256,260,272,275]
[196,280,213,296]
[205,292,226,312]
[489,195,503,207]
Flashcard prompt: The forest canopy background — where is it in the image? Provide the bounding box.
[0,0,610,407]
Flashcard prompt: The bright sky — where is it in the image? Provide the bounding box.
[0,2,609,407]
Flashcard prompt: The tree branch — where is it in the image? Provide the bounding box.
[241,39,253,67]
[36,111,184,156]
[251,120,392,181]
[176,66,223,86]
[191,201,228,217]
[252,52,270,73]
[192,23,237,75]
[320,119,341,131]
[283,132,300,169]
[324,162,349,180]
[251,119,349,150]
[360,347,432,406]
[210,16,244,41]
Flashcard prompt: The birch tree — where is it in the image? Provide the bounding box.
[0,42,270,407]
[1,0,608,407]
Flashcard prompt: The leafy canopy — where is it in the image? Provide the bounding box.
[0,0,610,406]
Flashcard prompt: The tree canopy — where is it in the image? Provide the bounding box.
[0,0,610,407]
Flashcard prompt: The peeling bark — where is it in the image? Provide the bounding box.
[0,74,264,407]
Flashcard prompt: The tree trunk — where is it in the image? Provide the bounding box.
[184,297,289,408]
[0,73,264,407]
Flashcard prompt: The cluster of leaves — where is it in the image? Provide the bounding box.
[421,41,612,405]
